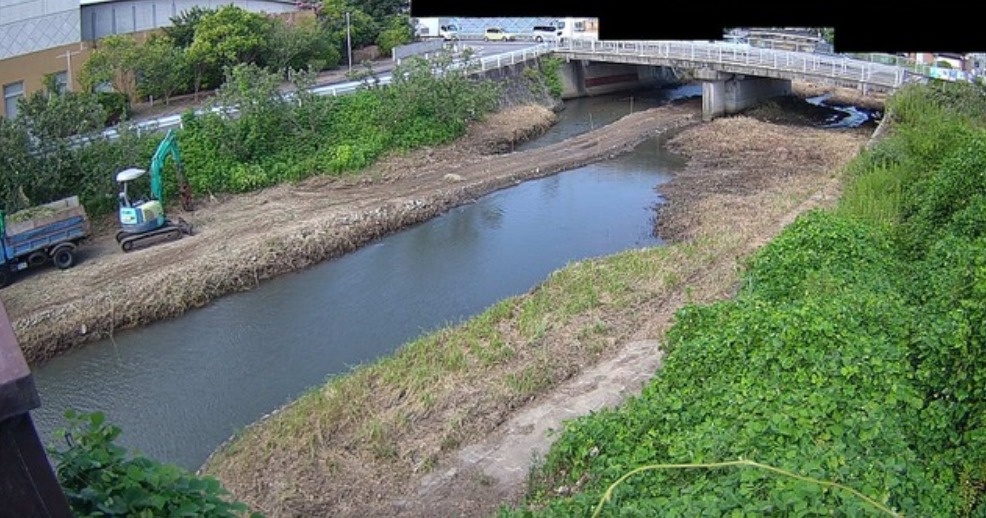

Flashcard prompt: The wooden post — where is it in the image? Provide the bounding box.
[0,299,73,517]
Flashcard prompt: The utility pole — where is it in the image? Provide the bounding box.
[56,47,83,92]
[346,12,353,73]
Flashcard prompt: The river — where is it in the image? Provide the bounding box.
[30,88,694,470]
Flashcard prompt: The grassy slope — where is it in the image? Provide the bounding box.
[201,115,865,515]
[500,82,986,517]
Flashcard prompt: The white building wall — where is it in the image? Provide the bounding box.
[0,0,81,60]
[80,0,298,40]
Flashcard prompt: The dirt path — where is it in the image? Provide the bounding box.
[353,123,856,518]
[1,100,700,366]
[392,177,846,518]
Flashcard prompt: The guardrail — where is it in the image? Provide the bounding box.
[846,52,937,76]
[555,39,921,90]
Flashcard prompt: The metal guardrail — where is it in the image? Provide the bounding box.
[847,53,939,76]
[554,39,924,90]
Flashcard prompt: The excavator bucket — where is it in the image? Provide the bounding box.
[176,217,194,236]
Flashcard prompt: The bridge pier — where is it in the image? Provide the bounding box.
[695,69,792,121]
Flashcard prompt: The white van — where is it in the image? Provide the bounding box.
[531,25,562,43]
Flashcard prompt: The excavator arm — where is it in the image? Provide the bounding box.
[148,129,193,212]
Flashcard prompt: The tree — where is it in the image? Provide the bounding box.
[136,36,189,105]
[348,0,406,20]
[191,6,273,68]
[9,82,109,207]
[79,35,140,102]
[265,15,336,79]
[384,48,498,141]
[375,15,412,57]
[320,0,378,51]
[186,5,273,96]
[0,117,37,213]
[16,79,107,140]
[162,6,215,49]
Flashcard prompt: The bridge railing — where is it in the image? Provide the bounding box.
[846,52,935,76]
[555,39,919,89]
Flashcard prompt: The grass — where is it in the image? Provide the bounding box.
[200,227,820,517]
[201,241,707,506]
[835,160,904,230]
[199,114,866,517]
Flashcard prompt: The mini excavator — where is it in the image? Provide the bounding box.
[114,129,194,252]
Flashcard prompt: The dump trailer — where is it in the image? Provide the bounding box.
[0,196,91,288]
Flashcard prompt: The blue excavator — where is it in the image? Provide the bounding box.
[114,129,194,252]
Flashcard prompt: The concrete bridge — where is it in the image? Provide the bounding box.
[551,39,927,120]
[78,40,923,145]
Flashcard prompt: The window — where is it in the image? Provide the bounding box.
[3,81,24,119]
[53,71,69,94]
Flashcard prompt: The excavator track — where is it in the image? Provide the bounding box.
[118,219,193,253]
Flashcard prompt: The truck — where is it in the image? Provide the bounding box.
[413,17,459,41]
[0,196,92,288]
[556,17,599,43]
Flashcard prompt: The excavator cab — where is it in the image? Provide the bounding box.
[116,167,166,235]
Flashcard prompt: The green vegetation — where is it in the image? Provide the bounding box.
[521,56,563,99]
[0,49,499,216]
[500,81,986,516]
[83,6,337,102]
[79,1,414,106]
[49,410,259,517]
[179,50,497,194]
[375,15,413,57]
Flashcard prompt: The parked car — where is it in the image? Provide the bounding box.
[484,27,516,42]
[531,25,562,43]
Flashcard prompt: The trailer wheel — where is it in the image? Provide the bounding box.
[0,269,9,288]
[53,248,75,269]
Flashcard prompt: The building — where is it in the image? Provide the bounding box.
[1,0,300,119]
[907,52,968,70]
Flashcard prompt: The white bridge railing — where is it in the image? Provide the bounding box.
[554,39,925,90]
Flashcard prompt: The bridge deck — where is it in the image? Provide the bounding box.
[553,39,928,92]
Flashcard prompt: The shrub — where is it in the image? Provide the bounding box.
[49,410,260,517]
[97,92,131,126]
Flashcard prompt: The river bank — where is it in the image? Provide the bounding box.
[2,100,698,366]
[200,109,869,516]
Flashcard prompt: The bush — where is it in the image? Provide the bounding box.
[97,92,131,126]
[49,410,260,517]
[501,82,986,517]
[376,15,412,57]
